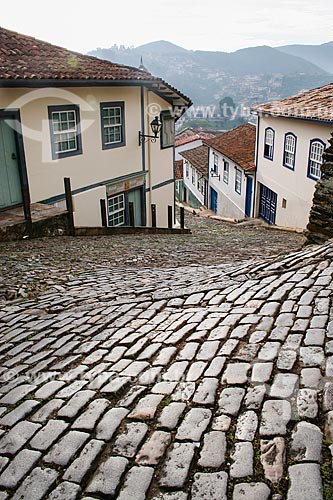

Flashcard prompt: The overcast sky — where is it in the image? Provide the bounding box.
[2,0,332,54]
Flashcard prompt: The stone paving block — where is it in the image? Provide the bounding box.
[186,361,207,381]
[0,400,39,427]
[208,325,229,340]
[86,456,128,496]
[129,394,164,420]
[304,329,325,346]
[158,402,186,430]
[30,419,69,451]
[192,377,218,405]
[0,384,36,405]
[30,399,64,423]
[218,387,245,416]
[235,411,258,441]
[287,463,323,500]
[258,342,280,361]
[95,407,129,440]
[138,366,162,385]
[0,457,9,474]
[260,437,285,483]
[211,414,232,431]
[171,381,196,401]
[196,341,220,360]
[176,408,211,441]
[57,390,95,419]
[47,481,81,499]
[154,492,188,500]
[191,472,228,500]
[297,389,318,418]
[323,382,333,412]
[300,346,325,367]
[56,380,89,399]
[204,356,226,377]
[99,375,131,394]
[260,400,291,436]
[219,338,239,355]
[270,373,298,399]
[0,420,41,454]
[43,430,89,465]
[151,382,177,395]
[136,430,171,465]
[118,385,147,407]
[34,381,66,400]
[230,442,253,478]
[198,431,226,467]
[117,466,154,500]
[251,362,273,383]
[233,482,271,500]
[72,398,110,430]
[162,361,189,381]
[63,439,105,483]
[290,421,322,462]
[11,467,58,500]
[0,448,41,488]
[277,349,297,370]
[113,422,148,458]
[159,442,195,488]
[222,362,251,384]
[176,342,199,360]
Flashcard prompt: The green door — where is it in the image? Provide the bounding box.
[127,188,142,226]
[0,118,22,209]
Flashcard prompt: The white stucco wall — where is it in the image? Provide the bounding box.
[208,148,248,219]
[183,160,205,206]
[255,115,332,230]
[175,139,203,160]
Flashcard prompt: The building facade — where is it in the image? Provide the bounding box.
[180,145,208,208]
[0,28,191,228]
[252,84,333,230]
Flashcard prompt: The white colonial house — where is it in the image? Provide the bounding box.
[251,83,333,230]
[179,145,208,208]
[204,123,256,219]
[0,28,191,229]
[175,128,215,160]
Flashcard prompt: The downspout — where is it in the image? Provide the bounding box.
[140,86,147,226]
[252,114,260,218]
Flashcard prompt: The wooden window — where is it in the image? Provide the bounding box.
[160,111,174,148]
[283,133,296,170]
[108,193,125,226]
[308,139,325,180]
[235,167,242,194]
[264,128,275,160]
[100,101,125,149]
[223,160,229,183]
[48,105,82,160]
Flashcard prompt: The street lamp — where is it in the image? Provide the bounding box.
[139,116,162,145]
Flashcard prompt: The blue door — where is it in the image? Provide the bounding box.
[259,184,277,224]
[210,187,218,213]
[0,118,22,209]
[245,175,253,217]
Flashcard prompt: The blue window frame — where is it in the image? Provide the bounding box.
[48,105,82,160]
[223,159,229,184]
[100,101,125,150]
[160,110,174,149]
[213,153,219,175]
[283,132,297,170]
[264,127,275,160]
[307,138,326,180]
[235,167,242,194]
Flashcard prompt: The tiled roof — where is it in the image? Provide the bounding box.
[0,27,191,108]
[204,123,256,172]
[251,83,333,122]
[175,128,216,147]
[175,160,183,180]
[179,145,209,176]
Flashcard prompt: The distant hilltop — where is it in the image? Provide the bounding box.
[88,40,333,106]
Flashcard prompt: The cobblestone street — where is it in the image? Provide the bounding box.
[1,216,333,499]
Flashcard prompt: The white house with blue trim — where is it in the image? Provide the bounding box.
[251,83,333,230]
[0,28,191,229]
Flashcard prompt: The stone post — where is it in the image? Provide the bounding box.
[306,133,333,244]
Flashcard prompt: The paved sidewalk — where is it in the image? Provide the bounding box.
[0,240,332,499]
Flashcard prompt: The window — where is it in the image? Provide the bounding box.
[264,128,275,160]
[191,168,195,185]
[235,167,242,194]
[48,105,82,159]
[213,153,219,175]
[308,139,325,180]
[223,160,229,184]
[100,101,125,149]
[108,194,125,226]
[160,111,174,148]
[283,133,297,169]
[185,162,189,178]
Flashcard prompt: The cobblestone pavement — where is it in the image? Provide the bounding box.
[0,211,304,302]
[0,235,332,499]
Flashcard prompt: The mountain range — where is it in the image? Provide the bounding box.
[88,41,333,106]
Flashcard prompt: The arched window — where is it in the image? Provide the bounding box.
[308,139,325,180]
[283,133,297,170]
[264,128,275,160]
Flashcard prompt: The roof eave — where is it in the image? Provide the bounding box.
[250,109,333,124]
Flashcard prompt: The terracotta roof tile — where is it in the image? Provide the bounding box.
[175,128,216,147]
[0,27,191,108]
[179,145,209,176]
[251,83,333,122]
[203,123,256,172]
